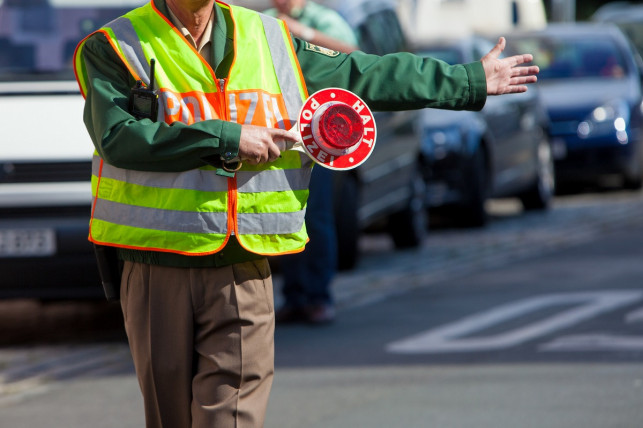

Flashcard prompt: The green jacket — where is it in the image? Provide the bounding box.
[80,0,487,268]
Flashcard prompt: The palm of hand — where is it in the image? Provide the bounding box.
[482,37,539,95]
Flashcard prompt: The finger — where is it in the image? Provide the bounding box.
[511,65,540,77]
[245,156,259,165]
[274,138,299,151]
[274,139,288,152]
[506,85,528,94]
[249,150,265,165]
[487,36,506,60]
[510,75,538,86]
[248,146,267,165]
[268,144,281,162]
[506,53,534,67]
[271,128,301,143]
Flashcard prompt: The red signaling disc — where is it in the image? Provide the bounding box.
[298,88,377,170]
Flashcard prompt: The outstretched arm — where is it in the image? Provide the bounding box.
[482,37,539,95]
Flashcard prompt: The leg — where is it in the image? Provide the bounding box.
[277,166,337,323]
[120,261,194,428]
[300,166,337,306]
[191,259,275,428]
[120,259,275,428]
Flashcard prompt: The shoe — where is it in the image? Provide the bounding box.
[275,303,336,325]
[275,305,308,324]
[305,303,335,325]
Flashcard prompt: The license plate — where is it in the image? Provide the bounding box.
[0,229,57,257]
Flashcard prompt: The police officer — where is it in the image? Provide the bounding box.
[74,0,538,427]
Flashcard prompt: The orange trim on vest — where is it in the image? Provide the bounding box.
[88,158,104,242]
[73,33,91,99]
[150,0,219,82]
[89,238,230,257]
[102,28,145,84]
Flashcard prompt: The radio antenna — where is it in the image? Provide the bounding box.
[149,58,156,91]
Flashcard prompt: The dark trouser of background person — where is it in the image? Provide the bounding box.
[276,165,337,324]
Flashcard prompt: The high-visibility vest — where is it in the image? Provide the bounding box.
[74,1,312,256]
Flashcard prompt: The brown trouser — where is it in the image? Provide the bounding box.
[120,259,275,428]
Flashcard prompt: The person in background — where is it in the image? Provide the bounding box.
[74,0,539,426]
[264,0,359,324]
[265,0,358,55]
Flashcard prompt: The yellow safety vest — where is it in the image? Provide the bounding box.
[74,1,312,256]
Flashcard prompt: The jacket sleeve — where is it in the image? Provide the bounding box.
[294,39,487,112]
[80,33,241,172]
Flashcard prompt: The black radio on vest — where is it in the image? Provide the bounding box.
[128,58,159,121]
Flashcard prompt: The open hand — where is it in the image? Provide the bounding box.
[482,37,539,95]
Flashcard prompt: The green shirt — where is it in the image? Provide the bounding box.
[263,1,358,46]
[80,0,487,268]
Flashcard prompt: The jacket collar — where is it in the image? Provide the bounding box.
[153,0,233,76]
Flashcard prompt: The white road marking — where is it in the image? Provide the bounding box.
[386,290,643,354]
[625,307,643,324]
[540,334,643,351]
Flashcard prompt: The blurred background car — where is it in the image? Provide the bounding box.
[507,23,643,191]
[413,35,554,227]
[328,0,426,269]
[592,1,643,58]
[0,0,146,299]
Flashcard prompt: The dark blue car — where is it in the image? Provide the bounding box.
[414,35,554,227]
[508,23,643,190]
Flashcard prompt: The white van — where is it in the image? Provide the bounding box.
[396,0,547,43]
[0,0,144,299]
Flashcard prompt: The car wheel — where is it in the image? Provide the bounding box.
[387,163,428,249]
[623,171,643,190]
[334,173,360,271]
[520,138,555,210]
[623,144,643,190]
[457,146,488,228]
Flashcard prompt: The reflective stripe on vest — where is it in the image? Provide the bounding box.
[75,1,311,256]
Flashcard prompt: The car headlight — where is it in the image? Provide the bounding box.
[421,126,463,160]
[577,99,630,144]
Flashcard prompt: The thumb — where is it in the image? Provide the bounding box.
[488,36,506,60]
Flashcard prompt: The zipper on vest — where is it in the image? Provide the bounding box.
[228,175,238,236]
[218,78,229,120]
[219,77,238,236]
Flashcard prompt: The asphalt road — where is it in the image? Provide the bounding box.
[266,202,643,428]
[1,189,643,428]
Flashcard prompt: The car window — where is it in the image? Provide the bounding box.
[511,35,629,81]
[592,4,643,58]
[0,0,145,82]
[614,21,643,58]
[354,8,407,55]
